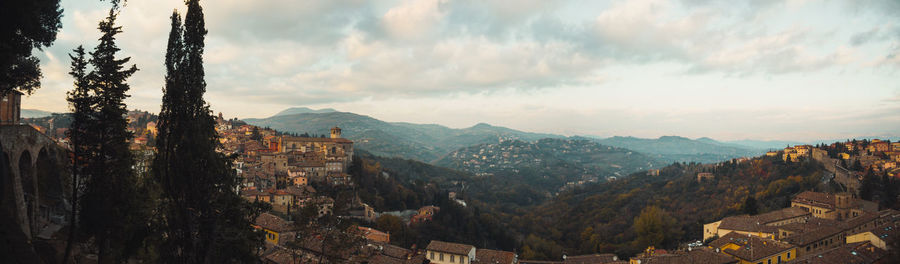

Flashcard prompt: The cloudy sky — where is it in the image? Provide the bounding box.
[24,0,900,141]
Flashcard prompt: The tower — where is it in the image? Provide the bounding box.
[835,192,851,220]
[1,91,22,125]
[330,126,342,139]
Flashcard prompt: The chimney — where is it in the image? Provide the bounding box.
[1,91,22,125]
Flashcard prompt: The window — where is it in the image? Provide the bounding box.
[431,252,434,259]
[460,256,465,264]
[778,256,782,263]
[768,259,771,264]
[451,255,455,262]
[787,252,791,258]
[440,253,444,261]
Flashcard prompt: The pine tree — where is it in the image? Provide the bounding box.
[76,9,147,263]
[154,1,263,262]
[64,45,93,263]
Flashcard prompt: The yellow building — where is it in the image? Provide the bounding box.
[254,213,296,246]
[703,207,810,242]
[846,222,900,251]
[426,240,475,264]
[709,232,796,264]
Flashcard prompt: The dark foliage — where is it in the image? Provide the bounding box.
[0,0,63,95]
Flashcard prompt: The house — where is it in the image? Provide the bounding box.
[708,232,797,264]
[777,218,846,257]
[703,207,810,241]
[1,90,22,125]
[766,151,778,157]
[697,172,715,182]
[628,247,736,264]
[790,191,878,221]
[427,240,476,264]
[254,213,296,246]
[785,241,886,264]
[845,222,899,251]
[357,226,390,243]
[411,206,440,225]
[562,253,617,264]
[474,249,517,264]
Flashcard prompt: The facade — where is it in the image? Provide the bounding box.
[1,91,22,125]
[709,232,796,264]
[790,191,877,221]
[703,207,811,241]
[254,213,296,246]
[427,240,476,264]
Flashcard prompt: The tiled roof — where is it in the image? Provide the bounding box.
[711,232,793,262]
[755,207,810,224]
[427,240,475,255]
[475,249,516,264]
[630,248,737,264]
[718,215,777,234]
[563,254,617,264]
[255,212,295,233]
[792,191,836,210]
[786,242,886,264]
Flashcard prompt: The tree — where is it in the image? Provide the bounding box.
[63,45,92,263]
[632,206,680,250]
[73,9,149,262]
[153,1,264,262]
[0,0,63,95]
[741,196,759,215]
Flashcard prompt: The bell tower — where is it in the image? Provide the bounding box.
[1,91,22,125]
[330,126,342,139]
[835,192,851,220]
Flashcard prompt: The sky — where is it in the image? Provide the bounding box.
[23,0,900,141]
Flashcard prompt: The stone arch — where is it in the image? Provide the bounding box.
[36,147,64,224]
[18,149,36,237]
[0,142,15,220]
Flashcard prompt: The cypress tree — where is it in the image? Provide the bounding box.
[155,1,263,262]
[64,45,93,263]
[76,9,147,263]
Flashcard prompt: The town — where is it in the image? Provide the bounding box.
[5,90,899,263]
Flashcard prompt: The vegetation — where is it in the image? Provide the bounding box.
[152,1,264,262]
[0,0,62,95]
[500,156,826,259]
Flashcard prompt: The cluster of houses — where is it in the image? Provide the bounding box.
[771,140,900,178]
[701,191,898,264]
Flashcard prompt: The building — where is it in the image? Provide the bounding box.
[1,91,22,125]
[562,254,618,264]
[703,207,811,241]
[474,249,517,264]
[709,232,797,264]
[411,206,440,225]
[697,172,715,182]
[254,213,296,246]
[357,226,390,243]
[426,240,476,264]
[790,191,878,221]
[785,241,886,264]
[777,218,846,257]
[628,247,737,264]
[845,222,899,251]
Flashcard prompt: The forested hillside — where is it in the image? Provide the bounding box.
[496,156,830,259]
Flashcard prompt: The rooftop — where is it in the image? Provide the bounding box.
[711,232,793,262]
[427,240,475,255]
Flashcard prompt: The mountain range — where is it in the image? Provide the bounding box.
[246,107,770,164]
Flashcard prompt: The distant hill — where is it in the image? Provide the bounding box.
[434,138,660,194]
[21,109,54,118]
[593,135,765,163]
[272,107,337,116]
[244,110,562,162]
[724,139,806,150]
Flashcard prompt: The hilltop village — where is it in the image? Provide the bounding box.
[5,92,900,263]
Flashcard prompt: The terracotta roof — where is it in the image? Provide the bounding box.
[711,232,793,262]
[282,136,353,144]
[630,248,737,264]
[780,218,845,246]
[563,254,617,264]
[754,207,810,224]
[475,249,516,264]
[787,242,886,264]
[792,191,836,210]
[717,215,778,234]
[255,212,295,233]
[426,240,475,255]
